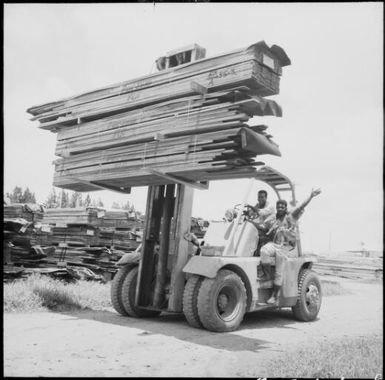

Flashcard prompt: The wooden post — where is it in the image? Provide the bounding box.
[167,184,194,312]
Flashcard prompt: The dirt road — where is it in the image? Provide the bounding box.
[4,277,383,377]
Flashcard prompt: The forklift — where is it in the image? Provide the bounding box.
[111,165,322,332]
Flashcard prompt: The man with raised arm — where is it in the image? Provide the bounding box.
[260,188,321,304]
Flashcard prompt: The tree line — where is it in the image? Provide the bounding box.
[5,186,138,213]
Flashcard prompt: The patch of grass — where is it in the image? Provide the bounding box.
[4,274,111,313]
[320,279,351,296]
[240,334,383,378]
[3,278,45,312]
[65,280,111,310]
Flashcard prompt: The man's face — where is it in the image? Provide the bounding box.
[258,192,267,207]
[276,202,287,216]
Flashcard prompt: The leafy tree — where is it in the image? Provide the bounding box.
[45,188,59,208]
[59,189,70,208]
[7,186,23,203]
[97,198,104,207]
[21,187,36,203]
[121,200,131,210]
[69,192,83,208]
[111,202,121,209]
[83,194,92,208]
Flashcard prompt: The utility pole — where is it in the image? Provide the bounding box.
[328,231,332,253]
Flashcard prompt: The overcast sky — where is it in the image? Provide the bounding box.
[4,3,383,253]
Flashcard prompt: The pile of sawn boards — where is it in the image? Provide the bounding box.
[3,203,44,222]
[27,41,290,191]
[3,217,53,266]
[38,208,143,252]
[36,208,144,277]
[3,205,144,280]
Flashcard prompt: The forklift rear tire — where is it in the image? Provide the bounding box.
[292,269,322,322]
[183,275,204,329]
[111,265,134,316]
[121,266,161,318]
[197,269,247,332]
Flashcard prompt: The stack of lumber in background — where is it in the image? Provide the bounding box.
[2,205,144,281]
[27,41,290,191]
[36,207,144,279]
[312,254,383,280]
[3,203,211,281]
[3,203,44,222]
[3,203,52,267]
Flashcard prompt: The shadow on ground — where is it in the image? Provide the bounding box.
[57,307,301,353]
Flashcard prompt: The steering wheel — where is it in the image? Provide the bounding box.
[233,203,243,211]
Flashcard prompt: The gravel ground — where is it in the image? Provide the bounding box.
[4,276,383,377]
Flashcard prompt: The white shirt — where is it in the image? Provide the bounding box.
[252,201,275,223]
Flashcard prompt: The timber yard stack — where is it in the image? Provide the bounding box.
[3,203,44,222]
[3,204,144,281]
[3,203,52,267]
[37,208,144,279]
[26,41,290,192]
[39,208,143,248]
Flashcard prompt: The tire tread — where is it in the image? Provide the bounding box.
[292,269,322,322]
[198,269,247,332]
[183,275,204,329]
[121,266,161,318]
[110,265,134,316]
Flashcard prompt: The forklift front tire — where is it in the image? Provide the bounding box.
[183,275,204,329]
[292,269,322,322]
[111,265,134,316]
[121,266,161,318]
[197,269,247,332]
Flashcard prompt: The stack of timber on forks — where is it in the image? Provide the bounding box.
[27,41,290,191]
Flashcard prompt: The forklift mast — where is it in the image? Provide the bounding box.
[136,184,194,313]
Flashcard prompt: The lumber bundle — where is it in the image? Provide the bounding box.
[2,207,145,280]
[39,208,143,250]
[3,203,45,222]
[3,218,53,266]
[36,207,144,277]
[28,41,290,121]
[41,207,142,228]
[27,41,290,191]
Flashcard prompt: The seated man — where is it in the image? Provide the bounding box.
[245,190,275,256]
[259,188,321,304]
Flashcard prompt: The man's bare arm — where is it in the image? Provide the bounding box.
[292,188,321,219]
